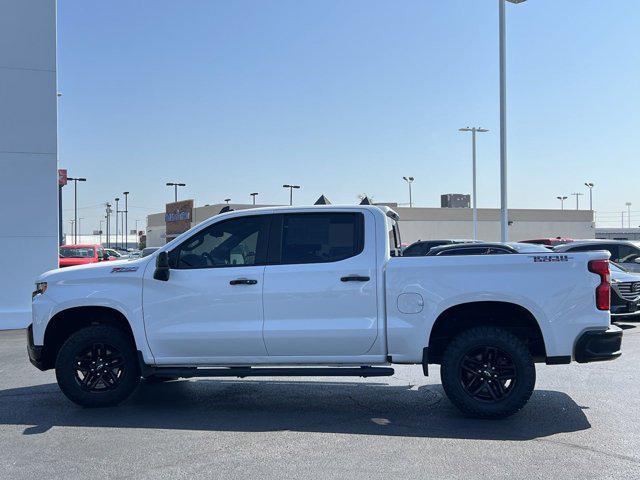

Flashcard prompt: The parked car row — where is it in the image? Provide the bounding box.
[58,245,138,267]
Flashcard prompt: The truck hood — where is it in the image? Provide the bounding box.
[38,257,151,283]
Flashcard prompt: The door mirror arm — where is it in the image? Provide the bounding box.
[154,251,171,281]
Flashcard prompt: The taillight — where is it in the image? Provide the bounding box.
[588,259,610,311]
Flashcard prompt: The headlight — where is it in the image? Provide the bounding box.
[32,282,47,300]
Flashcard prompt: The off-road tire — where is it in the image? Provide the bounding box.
[440,326,536,419]
[55,325,140,407]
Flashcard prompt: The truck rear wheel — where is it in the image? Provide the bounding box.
[55,325,140,407]
[440,326,535,418]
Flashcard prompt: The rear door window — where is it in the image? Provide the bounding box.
[275,212,364,265]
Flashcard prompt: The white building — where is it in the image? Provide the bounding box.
[146,201,595,247]
[0,1,58,329]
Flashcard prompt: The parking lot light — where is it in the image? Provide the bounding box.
[166,182,186,203]
[459,128,489,240]
[584,182,595,211]
[402,177,415,208]
[67,177,86,244]
[557,196,568,210]
[499,0,527,241]
[283,184,300,206]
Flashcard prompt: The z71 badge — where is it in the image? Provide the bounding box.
[530,255,569,263]
[111,266,139,273]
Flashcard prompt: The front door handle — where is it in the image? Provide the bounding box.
[340,275,370,282]
[230,278,258,285]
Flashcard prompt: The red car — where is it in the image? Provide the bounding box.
[59,244,109,268]
[520,237,574,247]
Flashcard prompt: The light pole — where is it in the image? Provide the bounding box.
[557,196,567,210]
[283,184,300,206]
[114,197,120,250]
[459,127,489,240]
[250,192,259,205]
[626,202,632,228]
[105,202,112,248]
[166,182,186,202]
[402,177,415,208]
[123,191,129,250]
[67,177,86,243]
[224,198,231,205]
[499,0,527,242]
[584,182,594,211]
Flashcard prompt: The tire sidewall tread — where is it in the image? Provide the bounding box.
[55,324,140,407]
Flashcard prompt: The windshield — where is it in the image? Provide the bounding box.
[60,247,95,258]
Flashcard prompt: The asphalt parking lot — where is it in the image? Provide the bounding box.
[0,325,639,480]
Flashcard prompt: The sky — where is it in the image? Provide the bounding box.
[56,0,640,235]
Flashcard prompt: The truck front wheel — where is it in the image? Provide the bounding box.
[440,326,535,419]
[55,325,140,407]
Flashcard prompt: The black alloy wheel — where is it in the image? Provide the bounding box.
[459,345,517,403]
[74,342,126,392]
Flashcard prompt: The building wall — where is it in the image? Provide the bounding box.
[147,202,596,247]
[596,228,640,242]
[0,1,58,329]
[386,206,595,243]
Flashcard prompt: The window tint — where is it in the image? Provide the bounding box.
[279,213,363,264]
[175,216,269,269]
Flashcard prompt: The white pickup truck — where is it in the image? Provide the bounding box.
[28,205,622,418]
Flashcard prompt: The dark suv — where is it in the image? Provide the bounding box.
[402,239,476,256]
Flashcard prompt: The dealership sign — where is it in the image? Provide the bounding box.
[165,199,194,241]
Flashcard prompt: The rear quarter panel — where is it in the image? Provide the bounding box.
[385,251,611,363]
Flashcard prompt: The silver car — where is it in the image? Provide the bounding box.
[554,240,640,273]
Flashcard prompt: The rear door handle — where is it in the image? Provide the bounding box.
[230,278,258,285]
[340,275,370,282]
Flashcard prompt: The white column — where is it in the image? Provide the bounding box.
[0,0,58,329]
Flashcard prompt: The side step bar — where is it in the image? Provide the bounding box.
[149,366,395,379]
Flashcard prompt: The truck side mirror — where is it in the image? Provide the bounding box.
[153,251,170,281]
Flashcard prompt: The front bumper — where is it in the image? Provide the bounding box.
[27,324,46,371]
[574,326,622,363]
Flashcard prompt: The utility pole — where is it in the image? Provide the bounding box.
[99,219,104,245]
[571,192,583,210]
